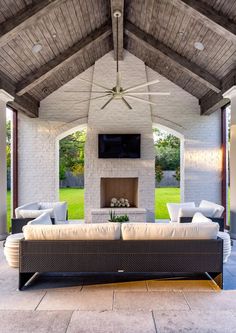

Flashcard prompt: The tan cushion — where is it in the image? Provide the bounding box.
[23,223,121,240]
[121,222,219,240]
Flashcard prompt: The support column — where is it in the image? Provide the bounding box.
[0,90,13,240]
[224,87,236,238]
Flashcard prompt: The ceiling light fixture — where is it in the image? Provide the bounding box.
[194,41,204,51]
[32,43,42,53]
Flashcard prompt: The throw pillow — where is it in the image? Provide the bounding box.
[27,212,52,225]
[192,212,212,223]
[167,202,195,222]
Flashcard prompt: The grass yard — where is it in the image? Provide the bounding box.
[7,187,230,228]
[59,187,180,220]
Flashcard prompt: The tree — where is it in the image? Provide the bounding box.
[155,165,164,184]
[153,128,180,170]
[59,130,86,178]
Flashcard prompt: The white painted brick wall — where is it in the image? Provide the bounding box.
[17,51,222,218]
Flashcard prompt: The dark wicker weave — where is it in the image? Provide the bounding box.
[11,218,55,234]
[19,238,223,290]
[179,217,224,232]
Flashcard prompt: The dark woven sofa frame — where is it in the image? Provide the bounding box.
[19,238,223,290]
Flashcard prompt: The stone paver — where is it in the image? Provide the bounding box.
[114,291,189,311]
[67,310,156,333]
[153,310,236,333]
[184,290,236,310]
[38,290,113,311]
[0,290,46,310]
[0,310,72,333]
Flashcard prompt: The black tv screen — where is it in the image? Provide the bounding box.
[98,134,141,158]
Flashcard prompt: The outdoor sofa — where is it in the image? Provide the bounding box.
[18,221,223,290]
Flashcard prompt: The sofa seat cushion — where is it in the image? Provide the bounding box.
[23,223,121,240]
[121,222,219,240]
[18,208,54,219]
[167,202,195,222]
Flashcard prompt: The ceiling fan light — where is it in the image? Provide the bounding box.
[194,41,204,51]
[32,43,42,53]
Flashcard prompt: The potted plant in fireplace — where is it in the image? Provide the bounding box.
[108,210,129,223]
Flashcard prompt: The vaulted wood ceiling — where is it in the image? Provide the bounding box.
[0,0,235,117]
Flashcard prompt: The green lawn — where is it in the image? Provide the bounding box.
[7,187,230,227]
[59,187,180,220]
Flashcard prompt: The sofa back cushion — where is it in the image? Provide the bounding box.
[39,202,67,222]
[23,223,121,240]
[27,212,52,225]
[199,200,224,218]
[121,222,219,240]
[167,202,195,222]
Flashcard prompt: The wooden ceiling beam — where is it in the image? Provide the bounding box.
[0,0,63,48]
[125,21,221,93]
[172,0,236,43]
[111,0,124,60]
[200,70,236,115]
[16,23,112,96]
[0,71,38,117]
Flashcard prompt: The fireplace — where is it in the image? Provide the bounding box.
[100,177,138,208]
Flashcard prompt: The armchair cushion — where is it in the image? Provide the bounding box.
[39,202,67,222]
[27,212,52,225]
[199,200,224,218]
[15,202,39,218]
[192,212,213,224]
[167,202,195,222]
[178,207,216,221]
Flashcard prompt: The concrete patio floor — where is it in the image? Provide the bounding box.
[1,241,236,332]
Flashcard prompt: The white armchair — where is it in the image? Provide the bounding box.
[15,201,68,224]
[167,200,224,223]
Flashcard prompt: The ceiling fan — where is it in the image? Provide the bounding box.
[64,11,184,128]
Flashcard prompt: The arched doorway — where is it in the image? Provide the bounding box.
[152,124,184,221]
[56,124,87,221]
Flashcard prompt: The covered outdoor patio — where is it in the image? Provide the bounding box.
[1,0,236,332]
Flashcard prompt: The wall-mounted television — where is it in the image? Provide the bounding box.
[98,134,141,158]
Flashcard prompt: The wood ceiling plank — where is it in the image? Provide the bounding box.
[0,0,63,48]
[172,0,236,44]
[111,0,124,60]
[125,21,221,93]
[16,24,112,96]
[67,0,83,42]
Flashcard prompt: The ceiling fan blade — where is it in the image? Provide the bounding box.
[124,92,170,96]
[101,96,114,109]
[64,90,109,93]
[121,97,132,109]
[78,77,112,92]
[79,93,112,104]
[155,115,185,129]
[124,79,160,93]
[125,95,157,106]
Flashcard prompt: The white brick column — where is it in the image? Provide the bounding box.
[224,87,236,237]
[0,90,13,240]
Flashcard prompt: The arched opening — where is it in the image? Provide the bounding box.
[152,124,184,221]
[56,124,87,221]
